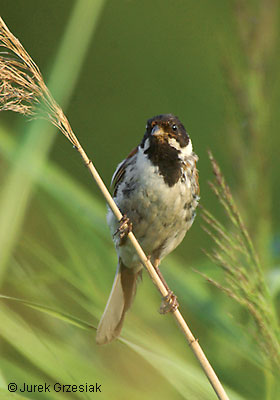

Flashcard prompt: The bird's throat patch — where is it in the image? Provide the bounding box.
[144,139,181,187]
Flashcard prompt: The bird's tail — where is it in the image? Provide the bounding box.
[96,260,141,345]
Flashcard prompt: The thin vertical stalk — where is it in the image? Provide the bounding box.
[228,0,278,268]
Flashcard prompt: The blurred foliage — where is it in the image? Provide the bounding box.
[0,1,280,399]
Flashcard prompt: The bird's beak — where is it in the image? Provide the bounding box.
[151,125,165,137]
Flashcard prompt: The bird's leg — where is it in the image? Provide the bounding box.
[153,258,169,290]
[160,291,179,314]
[114,214,132,246]
[153,258,179,314]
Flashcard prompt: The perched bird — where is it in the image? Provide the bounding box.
[96,114,199,345]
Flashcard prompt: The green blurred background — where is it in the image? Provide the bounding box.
[0,1,280,399]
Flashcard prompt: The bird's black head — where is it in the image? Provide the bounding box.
[141,114,189,149]
[140,114,192,187]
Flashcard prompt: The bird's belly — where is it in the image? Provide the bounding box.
[108,173,197,269]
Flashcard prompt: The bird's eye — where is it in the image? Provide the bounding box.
[172,124,178,132]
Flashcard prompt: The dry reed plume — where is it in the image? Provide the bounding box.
[201,151,280,370]
[0,17,76,145]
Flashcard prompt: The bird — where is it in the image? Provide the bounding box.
[96,114,199,345]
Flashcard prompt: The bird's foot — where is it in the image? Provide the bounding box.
[159,291,179,314]
[114,214,132,245]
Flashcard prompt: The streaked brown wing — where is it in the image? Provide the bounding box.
[112,146,138,197]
